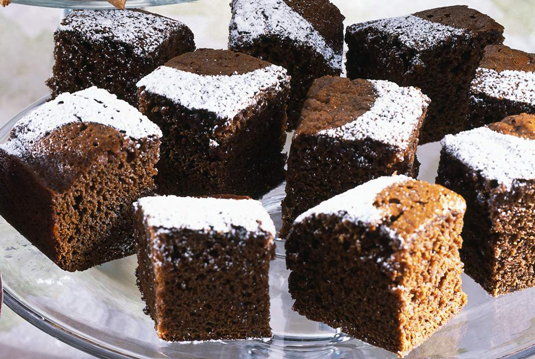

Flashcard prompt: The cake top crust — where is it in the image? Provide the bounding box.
[413,6,504,35]
[135,195,276,239]
[282,0,344,50]
[374,179,466,246]
[58,9,188,57]
[296,77,429,150]
[229,0,343,70]
[471,68,535,105]
[164,48,272,76]
[347,15,467,53]
[479,45,535,73]
[347,6,503,52]
[295,175,465,248]
[137,49,290,123]
[442,115,535,189]
[471,46,535,105]
[296,176,409,225]
[487,114,535,140]
[1,87,162,158]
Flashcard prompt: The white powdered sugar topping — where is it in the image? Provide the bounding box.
[317,80,429,150]
[136,195,276,239]
[471,67,535,105]
[1,87,162,157]
[348,15,468,52]
[296,175,410,225]
[137,64,289,122]
[58,10,186,56]
[230,0,342,70]
[442,127,535,189]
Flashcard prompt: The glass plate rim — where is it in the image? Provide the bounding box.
[3,287,136,359]
[10,0,196,10]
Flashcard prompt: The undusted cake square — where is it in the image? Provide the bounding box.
[134,195,275,341]
[229,0,344,130]
[0,87,162,271]
[437,114,535,296]
[281,76,429,236]
[469,45,535,129]
[285,175,467,356]
[47,9,195,106]
[346,5,504,143]
[137,49,290,198]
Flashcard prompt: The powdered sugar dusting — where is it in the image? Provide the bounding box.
[442,127,535,189]
[348,15,468,52]
[317,80,429,150]
[137,64,289,122]
[135,196,276,240]
[296,175,410,225]
[230,0,342,70]
[471,68,535,105]
[58,10,187,57]
[1,87,162,157]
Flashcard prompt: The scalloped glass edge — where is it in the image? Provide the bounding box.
[10,0,195,10]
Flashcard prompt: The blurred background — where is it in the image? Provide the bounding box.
[0,0,534,357]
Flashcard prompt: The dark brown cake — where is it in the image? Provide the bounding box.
[437,114,535,296]
[285,175,467,357]
[229,0,345,130]
[137,49,290,198]
[134,195,275,341]
[0,87,162,272]
[280,76,429,237]
[346,5,504,143]
[469,45,535,129]
[47,9,195,106]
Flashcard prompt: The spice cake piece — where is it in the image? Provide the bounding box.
[346,5,504,144]
[469,45,535,129]
[285,175,467,357]
[437,114,535,296]
[0,87,162,272]
[137,49,290,198]
[280,77,430,237]
[134,195,276,341]
[229,0,344,130]
[47,9,195,106]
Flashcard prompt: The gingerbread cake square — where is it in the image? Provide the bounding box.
[229,0,344,130]
[285,175,467,356]
[281,76,429,236]
[469,45,535,129]
[47,9,195,106]
[0,87,162,271]
[346,5,504,143]
[134,195,275,341]
[137,49,290,198]
[437,114,535,296]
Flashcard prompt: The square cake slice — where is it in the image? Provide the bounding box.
[281,77,429,237]
[0,87,162,271]
[137,49,290,198]
[285,175,467,357]
[437,114,535,296]
[469,45,535,129]
[134,195,276,341]
[229,0,344,130]
[346,5,504,143]
[47,9,195,106]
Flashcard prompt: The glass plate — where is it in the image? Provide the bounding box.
[2,96,535,359]
[10,0,194,9]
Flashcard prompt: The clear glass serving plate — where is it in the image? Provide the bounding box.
[10,0,194,9]
[1,96,535,359]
